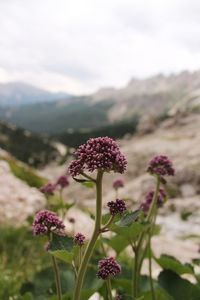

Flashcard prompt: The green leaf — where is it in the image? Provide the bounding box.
[192,258,200,266]
[158,270,200,300]
[81,181,95,188]
[108,235,130,254]
[116,210,141,227]
[142,288,173,300]
[48,234,74,264]
[152,224,161,236]
[111,222,149,242]
[49,250,73,264]
[49,233,74,252]
[155,254,194,275]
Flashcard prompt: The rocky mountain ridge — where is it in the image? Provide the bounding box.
[1,70,200,133]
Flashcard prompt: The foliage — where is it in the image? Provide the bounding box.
[1,99,114,134]
[0,121,60,167]
[1,138,200,300]
[56,116,139,148]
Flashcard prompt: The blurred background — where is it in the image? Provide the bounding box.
[1,0,200,299]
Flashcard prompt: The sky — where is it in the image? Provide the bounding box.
[1,0,200,95]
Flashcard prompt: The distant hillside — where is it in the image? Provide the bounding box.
[0,82,71,107]
[1,71,200,134]
[0,121,61,167]
[0,98,113,133]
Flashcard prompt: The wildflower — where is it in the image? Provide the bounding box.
[32,210,65,236]
[140,189,167,214]
[113,179,124,190]
[68,137,127,177]
[56,175,69,188]
[74,233,86,246]
[147,155,175,177]
[107,199,127,215]
[40,183,56,196]
[97,257,121,280]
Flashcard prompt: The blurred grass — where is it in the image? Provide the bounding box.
[0,225,50,300]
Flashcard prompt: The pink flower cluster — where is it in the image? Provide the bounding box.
[147,155,175,177]
[113,179,124,190]
[68,137,127,177]
[74,233,86,246]
[107,199,127,216]
[32,210,65,236]
[40,175,69,196]
[56,175,69,188]
[140,189,167,214]
[97,257,121,280]
[40,183,56,196]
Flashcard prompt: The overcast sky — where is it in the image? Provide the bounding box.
[1,0,200,94]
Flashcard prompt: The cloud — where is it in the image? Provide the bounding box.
[0,0,200,94]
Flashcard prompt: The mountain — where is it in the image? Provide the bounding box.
[0,121,62,167]
[1,70,200,134]
[91,70,200,120]
[0,82,71,107]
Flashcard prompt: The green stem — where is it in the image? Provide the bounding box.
[133,176,160,297]
[147,176,160,223]
[106,278,113,300]
[133,247,139,298]
[59,189,65,220]
[51,256,62,300]
[81,172,96,182]
[73,171,103,300]
[101,215,115,232]
[148,234,156,300]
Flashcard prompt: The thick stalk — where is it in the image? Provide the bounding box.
[73,171,103,300]
[51,256,62,300]
[106,279,113,300]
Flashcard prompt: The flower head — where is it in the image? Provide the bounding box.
[97,257,121,280]
[74,233,86,246]
[56,175,69,188]
[113,179,124,190]
[107,199,127,216]
[147,155,175,177]
[68,137,127,177]
[40,183,56,196]
[140,189,167,214]
[32,210,65,236]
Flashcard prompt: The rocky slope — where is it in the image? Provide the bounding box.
[0,157,45,224]
[1,112,200,264]
[39,112,200,263]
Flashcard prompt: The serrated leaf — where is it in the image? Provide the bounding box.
[116,210,141,227]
